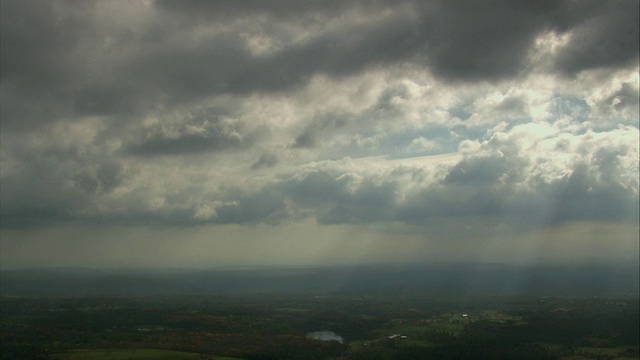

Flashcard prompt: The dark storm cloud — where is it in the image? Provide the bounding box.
[0,164,91,229]
[0,0,638,232]
[3,0,638,133]
[553,0,640,76]
[154,0,557,85]
[134,8,420,98]
[417,1,558,81]
[150,0,640,84]
[417,0,639,81]
[127,131,244,156]
[156,0,634,82]
[0,0,94,130]
[154,0,382,19]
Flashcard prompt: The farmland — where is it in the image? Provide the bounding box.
[2,293,638,360]
[50,349,240,360]
[2,265,638,359]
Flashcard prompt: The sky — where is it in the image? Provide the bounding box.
[0,0,638,269]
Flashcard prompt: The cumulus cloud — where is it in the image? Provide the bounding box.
[3,0,637,131]
[0,0,638,267]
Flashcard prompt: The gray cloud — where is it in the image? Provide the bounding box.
[293,112,350,149]
[251,152,279,170]
[3,0,637,134]
[418,1,557,81]
[2,131,637,232]
[553,0,639,76]
[0,0,638,269]
[275,132,638,227]
[1,164,90,228]
[600,82,640,115]
[127,131,244,156]
[154,0,384,19]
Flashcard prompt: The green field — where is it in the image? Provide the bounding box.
[565,346,640,360]
[50,349,243,360]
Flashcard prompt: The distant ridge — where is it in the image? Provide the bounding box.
[1,263,638,298]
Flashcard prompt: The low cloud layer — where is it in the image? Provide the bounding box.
[1,0,638,268]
